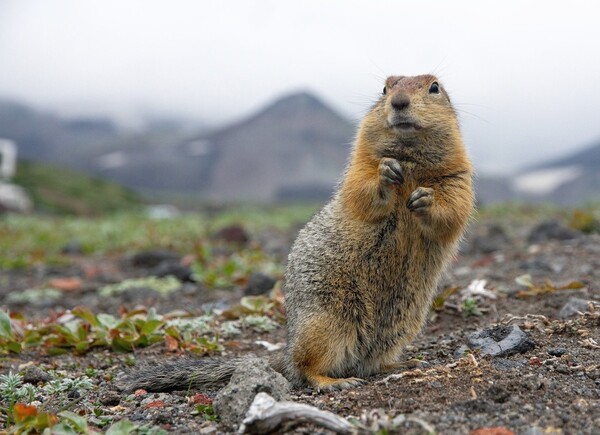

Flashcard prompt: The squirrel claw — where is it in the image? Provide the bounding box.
[407,187,433,215]
[312,376,365,392]
[379,158,404,186]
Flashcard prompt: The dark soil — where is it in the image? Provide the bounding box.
[1,219,600,434]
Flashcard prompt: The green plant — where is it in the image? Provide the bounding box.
[0,372,24,426]
[462,298,482,317]
[432,286,460,311]
[10,403,59,433]
[0,306,230,357]
[6,288,62,304]
[193,404,219,422]
[0,309,22,353]
[570,209,600,233]
[242,315,279,332]
[99,276,182,297]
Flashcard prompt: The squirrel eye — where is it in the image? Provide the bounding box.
[382,86,387,95]
[429,82,440,94]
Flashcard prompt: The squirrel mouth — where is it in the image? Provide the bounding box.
[389,120,420,133]
[394,122,417,130]
[388,115,420,133]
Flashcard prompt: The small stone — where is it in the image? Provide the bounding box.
[213,358,290,429]
[485,385,510,404]
[491,359,527,371]
[61,240,84,255]
[527,220,581,243]
[465,325,535,357]
[547,347,568,357]
[131,250,181,268]
[453,345,469,359]
[151,261,193,282]
[23,366,51,384]
[99,390,122,406]
[214,224,250,245]
[462,223,511,255]
[559,297,593,319]
[243,272,277,296]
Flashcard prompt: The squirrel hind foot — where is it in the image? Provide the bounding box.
[306,373,365,392]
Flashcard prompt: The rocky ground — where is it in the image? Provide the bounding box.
[1,214,599,434]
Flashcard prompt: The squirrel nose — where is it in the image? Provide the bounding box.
[391,93,410,111]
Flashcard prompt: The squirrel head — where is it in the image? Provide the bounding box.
[382,75,456,136]
[359,75,463,166]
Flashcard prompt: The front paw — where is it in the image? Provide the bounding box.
[379,158,404,186]
[407,187,433,216]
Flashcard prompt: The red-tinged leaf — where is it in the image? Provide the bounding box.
[13,403,38,422]
[144,400,165,409]
[134,389,147,396]
[190,393,212,405]
[165,334,179,352]
[72,306,100,327]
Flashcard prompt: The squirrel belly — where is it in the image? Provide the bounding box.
[121,74,474,393]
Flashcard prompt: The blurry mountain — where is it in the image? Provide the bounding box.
[89,91,354,201]
[474,139,600,205]
[199,91,353,201]
[511,140,600,205]
[0,99,119,164]
[0,93,353,202]
[473,175,516,206]
[3,94,598,205]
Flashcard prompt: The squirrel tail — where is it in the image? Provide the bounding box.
[118,353,286,392]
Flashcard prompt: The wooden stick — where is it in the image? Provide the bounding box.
[239,392,362,434]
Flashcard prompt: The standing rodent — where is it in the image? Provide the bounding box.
[122,74,474,392]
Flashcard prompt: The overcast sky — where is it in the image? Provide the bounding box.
[1,0,599,174]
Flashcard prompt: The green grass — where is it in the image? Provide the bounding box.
[478,201,599,220]
[13,160,141,216]
[0,204,318,270]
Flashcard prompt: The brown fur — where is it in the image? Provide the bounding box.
[282,74,474,390]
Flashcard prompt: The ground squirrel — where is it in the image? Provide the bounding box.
[124,74,474,392]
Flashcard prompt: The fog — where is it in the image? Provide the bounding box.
[1,0,599,174]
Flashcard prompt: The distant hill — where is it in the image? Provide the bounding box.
[200,91,353,201]
[0,99,119,165]
[94,91,354,201]
[511,140,600,205]
[3,95,598,205]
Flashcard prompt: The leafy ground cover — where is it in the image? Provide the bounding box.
[13,160,142,216]
[1,204,599,434]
